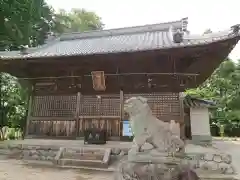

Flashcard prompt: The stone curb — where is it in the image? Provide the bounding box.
[213,138,240,141]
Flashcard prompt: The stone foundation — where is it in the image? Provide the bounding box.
[0,143,124,169]
[184,153,236,175]
[115,160,237,180]
[0,142,238,180]
[0,144,59,162]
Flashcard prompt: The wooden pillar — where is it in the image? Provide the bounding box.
[179,92,185,140]
[119,89,124,137]
[75,92,81,137]
[25,95,33,137]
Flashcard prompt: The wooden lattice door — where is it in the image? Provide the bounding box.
[77,94,121,139]
[28,94,77,138]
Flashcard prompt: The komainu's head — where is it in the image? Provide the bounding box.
[124,96,150,116]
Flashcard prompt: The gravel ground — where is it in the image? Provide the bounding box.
[0,160,113,180]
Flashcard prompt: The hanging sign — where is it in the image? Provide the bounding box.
[91,71,106,91]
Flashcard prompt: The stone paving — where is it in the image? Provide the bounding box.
[213,141,240,179]
[0,140,239,180]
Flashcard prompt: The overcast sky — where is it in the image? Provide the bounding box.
[46,0,240,60]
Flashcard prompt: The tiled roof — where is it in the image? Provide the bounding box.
[183,95,216,108]
[0,18,240,60]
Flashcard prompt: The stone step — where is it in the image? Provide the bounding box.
[0,148,23,159]
[58,165,116,172]
[59,158,108,168]
[57,147,111,169]
[63,152,104,160]
[0,149,11,155]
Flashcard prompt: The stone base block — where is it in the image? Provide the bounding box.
[191,135,212,145]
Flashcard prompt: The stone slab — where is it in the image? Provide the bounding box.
[191,135,212,145]
[58,147,111,168]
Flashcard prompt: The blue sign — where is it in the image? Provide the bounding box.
[122,121,133,136]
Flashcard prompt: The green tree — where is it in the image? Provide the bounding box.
[0,0,57,50]
[186,59,240,136]
[54,8,104,33]
[0,73,28,140]
[0,1,104,49]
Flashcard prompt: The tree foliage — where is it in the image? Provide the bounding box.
[0,1,104,50]
[186,59,240,136]
[0,73,28,139]
[0,0,56,50]
[54,9,104,33]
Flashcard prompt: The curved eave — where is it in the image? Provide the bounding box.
[0,36,239,77]
[0,25,239,93]
[184,95,216,108]
[187,36,240,88]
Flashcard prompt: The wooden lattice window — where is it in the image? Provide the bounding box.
[80,94,120,116]
[32,95,77,117]
[124,93,180,120]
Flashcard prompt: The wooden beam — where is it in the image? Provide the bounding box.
[25,94,33,136]
[16,72,200,80]
[78,116,120,119]
[120,90,124,137]
[120,90,124,121]
[75,92,81,137]
[29,117,75,121]
[179,92,185,140]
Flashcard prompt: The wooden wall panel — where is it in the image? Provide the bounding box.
[77,118,120,137]
[28,119,76,138]
[27,92,181,139]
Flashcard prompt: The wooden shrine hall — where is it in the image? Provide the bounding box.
[0,18,240,141]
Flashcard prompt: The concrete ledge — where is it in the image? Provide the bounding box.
[213,137,240,141]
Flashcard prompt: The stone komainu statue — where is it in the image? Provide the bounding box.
[115,96,236,180]
[124,96,184,154]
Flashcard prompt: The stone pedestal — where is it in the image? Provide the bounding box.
[190,108,212,145]
[191,135,212,145]
[128,148,183,163]
[120,96,238,180]
[115,147,238,180]
[115,159,198,180]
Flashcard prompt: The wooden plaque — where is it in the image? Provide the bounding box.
[91,71,106,91]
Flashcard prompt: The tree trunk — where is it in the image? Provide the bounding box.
[0,128,4,141]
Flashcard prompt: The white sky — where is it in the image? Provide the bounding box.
[46,0,240,60]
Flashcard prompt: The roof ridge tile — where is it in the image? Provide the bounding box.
[60,18,186,41]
